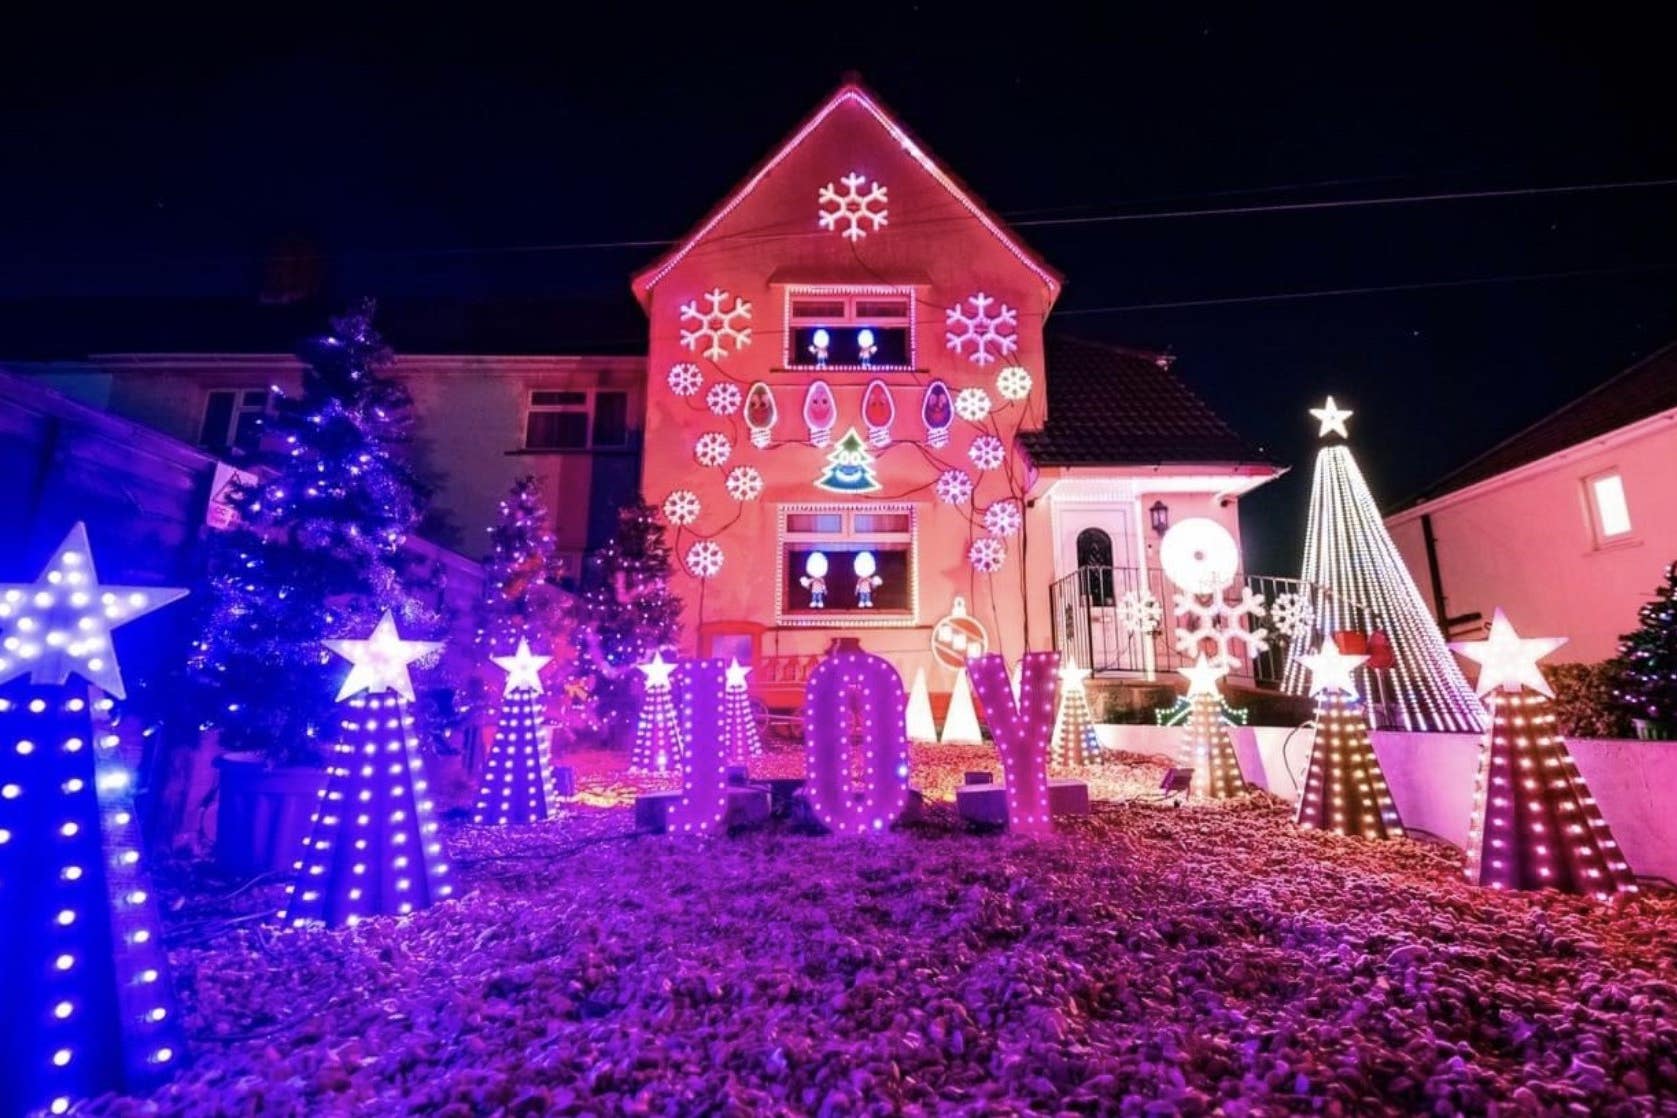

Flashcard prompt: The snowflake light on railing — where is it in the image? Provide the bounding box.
[945,293,1018,366]
[724,466,763,502]
[706,382,741,416]
[816,172,889,241]
[969,537,1005,574]
[954,386,992,422]
[686,540,724,579]
[667,362,704,397]
[995,364,1032,401]
[1269,591,1315,641]
[694,432,732,468]
[679,288,752,361]
[935,468,974,506]
[1174,586,1270,671]
[983,500,1022,538]
[1117,589,1163,634]
[662,490,701,526]
[969,434,1005,471]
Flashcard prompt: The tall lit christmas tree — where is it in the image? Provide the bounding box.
[630,652,684,774]
[1284,396,1481,732]
[1295,641,1403,839]
[720,658,763,766]
[193,302,448,763]
[1451,610,1637,898]
[472,640,561,825]
[1178,655,1249,800]
[0,524,187,1118]
[279,612,455,928]
[1049,659,1100,768]
[477,475,567,658]
[1614,561,1677,737]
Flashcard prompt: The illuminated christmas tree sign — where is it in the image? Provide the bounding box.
[814,428,881,493]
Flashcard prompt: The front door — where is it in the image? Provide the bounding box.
[1055,505,1145,674]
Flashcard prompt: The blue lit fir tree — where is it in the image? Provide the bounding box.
[476,475,567,660]
[1615,561,1677,737]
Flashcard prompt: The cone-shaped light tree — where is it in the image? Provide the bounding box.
[1295,641,1404,838]
[904,666,937,743]
[1177,655,1249,800]
[473,639,561,825]
[1049,659,1100,768]
[1284,396,1482,732]
[1451,609,1637,898]
[720,658,763,766]
[279,612,454,928]
[939,668,983,745]
[630,652,684,774]
[0,524,187,1118]
[1614,561,1677,734]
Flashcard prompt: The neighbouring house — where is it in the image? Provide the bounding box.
[1386,340,1677,662]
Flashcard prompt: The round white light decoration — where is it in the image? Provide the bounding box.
[1160,517,1241,594]
[954,386,993,423]
[686,539,724,579]
[678,288,752,362]
[1117,589,1163,634]
[983,500,1022,538]
[995,365,1033,401]
[694,432,732,468]
[935,469,974,506]
[662,490,701,526]
[667,362,704,396]
[968,434,1005,472]
[724,465,763,502]
[968,537,1005,574]
[1269,591,1316,641]
[706,382,742,416]
[816,172,889,242]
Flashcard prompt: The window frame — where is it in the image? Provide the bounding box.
[781,284,919,372]
[775,502,920,627]
[522,388,631,451]
[1584,468,1635,546]
[198,387,271,454]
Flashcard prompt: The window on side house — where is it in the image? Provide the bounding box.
[780,505,915,619]
[524,389,631,450]
[199,388,270,454]
[786,290,914,370]
[1586,470,1633,543]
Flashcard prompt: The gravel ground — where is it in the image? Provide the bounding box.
[94,745,1677,1117]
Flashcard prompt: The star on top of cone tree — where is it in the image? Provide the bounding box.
[325,610,442,701]
[1449,607,1568,699]
[1310,395,1354,439]
[1180,653,1228,698]
[492,638,553,695]
[1297,641,1370,698]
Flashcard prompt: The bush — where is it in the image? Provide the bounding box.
[1548,662,1632,739]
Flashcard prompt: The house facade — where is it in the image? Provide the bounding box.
[632,81,1281,688]
[1386,341,1677,663]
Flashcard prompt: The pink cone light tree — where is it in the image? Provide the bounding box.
[1295,642,1404,839]
[719,657,763,766]
[630,652,684,775]
[1177,655,1250,800]
[472,639,562,826]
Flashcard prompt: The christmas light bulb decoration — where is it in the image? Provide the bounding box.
[744,381,778,448]
[862,379,895,447]
[1284,402,1483,731]
[720,657,763,765]
[814,429,881,493]
[1451,611,1636,898]
[804,644,911,833]
[939,667,983,745]
[630,652,684,774]
[969,653,1060,833]
[922,380,953,447]
[279,611,453,928]
[0,525,186,1118]
[800,552,830,609]
[1295,643,1403,839]
[1049,658,1100,768]
[1176,655,1249,800]
[803,380,836,447]
[670,659,729,835]
[904,665,937,742]
[852,551,883,609]
[472,640,561,827]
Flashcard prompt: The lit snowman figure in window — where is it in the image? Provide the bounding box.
[856,327,878,366]
[800,551,829,608]
[809,328,831,368]
[853,550,883,608]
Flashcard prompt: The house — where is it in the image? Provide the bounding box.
[632,79,1282,689]
[1386,340,1677,662]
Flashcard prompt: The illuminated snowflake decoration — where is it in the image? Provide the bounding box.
[968,434,1005,472]
[686,540,724,580]
[1269,591,1316,642]
[983,500,1022,538]
[661,489,701,526]
[1117,589,1163,634]
[995,364,1033,401]
[945,292,1019,366]
[679,288,753,361]
[816,171,889,242]
[1173,586,1270,671]
[706,382,742,416]
[935,468,974,506]
[724,465,763,502]
[667,362,704,396]
[694,432,733,468]
[968,536,1006,574]
[954,386,992,423]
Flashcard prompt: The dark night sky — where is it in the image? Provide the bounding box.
[4,7,1675,572]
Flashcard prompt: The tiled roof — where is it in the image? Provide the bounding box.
[1406,339,1677,504]
[1019,335,1277,467]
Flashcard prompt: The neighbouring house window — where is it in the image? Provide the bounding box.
[780,504,916,620]
[1587,470,1633,543]
[524,389,630,450]
[785,289,914,370]
[198,388,270,454]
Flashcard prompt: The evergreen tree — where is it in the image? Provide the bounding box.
[192,302,446,763]
[477,475,567,658]
[1614,561,1677,733]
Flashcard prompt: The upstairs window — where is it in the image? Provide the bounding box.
[785,289,914,370]
[199,388,269,455]
[524,389,630,450]
[1586,470,1633,544]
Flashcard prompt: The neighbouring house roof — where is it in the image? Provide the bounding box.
[1019,335,1279,468]
[1402,339,1677,506]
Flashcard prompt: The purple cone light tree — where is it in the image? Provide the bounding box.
[1295,642,1404,839]
[720,657,763,766]
[472,640,561,825]
[630,652,684,775]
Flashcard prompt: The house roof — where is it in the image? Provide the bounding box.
[631,77,1061,302]
[1019,335,1280,468]
[1402,339,1677,505]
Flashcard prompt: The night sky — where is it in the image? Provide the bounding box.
[5,8,1675,573]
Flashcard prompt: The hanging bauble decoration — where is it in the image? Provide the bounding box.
[931,596,988,670]
[744,381,778,448]
[922,380,953,448]
[804,380,836,447]
[862,379,895,448]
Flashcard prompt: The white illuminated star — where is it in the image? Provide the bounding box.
[1058,658,1091,689]
[492,638,552,696]
[724,657,751,690]
[1309,395,1354,439]
[1179,654,1228,698]
[1297,641,1370,698]
[325,611,442,702]
[0,522,186,699]
[638,651,678,690]
[1449,608,1567,699]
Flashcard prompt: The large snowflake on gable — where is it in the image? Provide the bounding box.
[706,382,742,416]
[1117,589,1163,634]
[667,362,704,396]
[694,432,732,468]
[724,465,763,502]
[662,489,701,526]
[686,539,724,580]
[983,500,1022,538]
[969,536,1006,574]
[1269,591,1316,642]
[968,434,1005,471]
[1173,586,1270,671]
[816,172,889,242]
[935,468,974,506]
[945,293,1019,366]
[679,288,753,361]
[996,364,1033,401]
[954,386,992,423]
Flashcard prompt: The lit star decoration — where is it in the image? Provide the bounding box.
[324,611,441,702]
[491,638,552,696]
[725,657,751,690]
[1297,642,1370,699]
[1309,395,1354,439]
[1449,608,1569,698]
[1180,654,1228,698]
[639,651,678,689]
[0,523,187,700]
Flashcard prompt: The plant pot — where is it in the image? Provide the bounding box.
[214,752,328,876]
[1632,718,1673,741]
